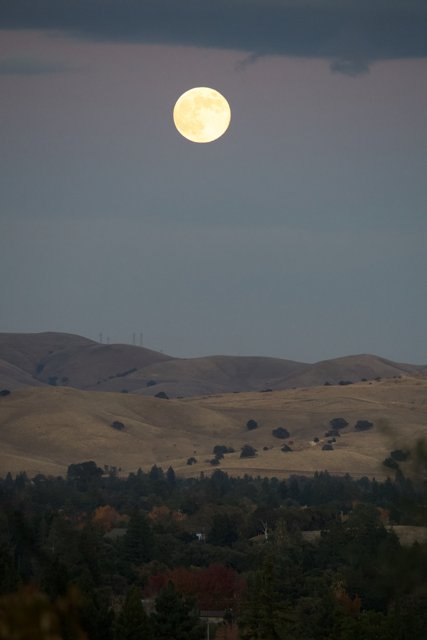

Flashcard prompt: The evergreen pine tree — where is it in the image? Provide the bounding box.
[166,466,176,489]
[114,586,152,640]
[151,582,204,640]
[238,557,284,640]
[124,510,154,564]
[80,590,114,640]
[0,544,19,595]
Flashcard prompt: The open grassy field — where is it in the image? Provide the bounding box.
[0,375,426,479]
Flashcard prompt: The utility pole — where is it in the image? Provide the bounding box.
[99,332,103,344]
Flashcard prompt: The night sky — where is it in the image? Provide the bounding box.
[1,1,426,362]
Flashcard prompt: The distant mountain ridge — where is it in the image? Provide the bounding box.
[0,332,425,397]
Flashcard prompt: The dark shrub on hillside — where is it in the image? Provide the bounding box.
[67,461,103,481]
[383,457,399,470]
[260,388,273,393]
[391,449,410,462]
[313,437,319,443]
[272,427,290,439]
[322,444,333,451]
[325,430,340,438]
[330,418,349,430]
[213,445,234,456]
[324,381,331,386]
[246,419,258,431]
[186,457,197,465]
[48,376,58,386]
[339,380,353,386]
[281,444,292,452]
[355,420,374,431]
[115,368,137,378]
[155,391,169,399]
[0,389,11,397]
[240,444,257,458]
[210,458,220,466]
[111,421,125,431]
[146,380,157,387]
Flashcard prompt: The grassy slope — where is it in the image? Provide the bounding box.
[0,376,426,479]
[0,359,46,390]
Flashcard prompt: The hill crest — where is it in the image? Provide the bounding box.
[0,331,425,397]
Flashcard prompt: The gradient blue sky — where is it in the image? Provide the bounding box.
[1,2,426,363]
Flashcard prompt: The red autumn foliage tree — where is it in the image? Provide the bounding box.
[148,505,187,524]
[145,564,246,610]
[334,586,362,618]
[91,505,126,532]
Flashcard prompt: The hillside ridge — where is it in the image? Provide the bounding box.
[0,331,425,397]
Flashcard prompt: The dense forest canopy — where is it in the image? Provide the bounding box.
[0,463,427,639]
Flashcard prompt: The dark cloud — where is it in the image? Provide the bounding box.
[0,1,426,74]
[0,55,73,75]
[330,57,370,76]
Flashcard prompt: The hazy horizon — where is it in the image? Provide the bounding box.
[1,327,426,367]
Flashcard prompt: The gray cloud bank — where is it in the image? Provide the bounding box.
[1,1,427,73]
[0,55,73,75]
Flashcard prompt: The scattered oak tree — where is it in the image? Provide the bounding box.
[240,445,257,458]
[272,427,290,439]
[246,419,258,431]
[355,420,374,431]
[329,418,349,430]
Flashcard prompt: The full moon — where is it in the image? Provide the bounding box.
[173,87,231,143]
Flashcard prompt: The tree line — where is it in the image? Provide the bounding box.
[0,463,426,639]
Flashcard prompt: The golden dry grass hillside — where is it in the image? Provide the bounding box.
[0,376,426,479]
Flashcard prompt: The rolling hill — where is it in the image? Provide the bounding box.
[0,358,46,390]
[1,376,426,479]
[0,332,172,390]
[0,332,425,397]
